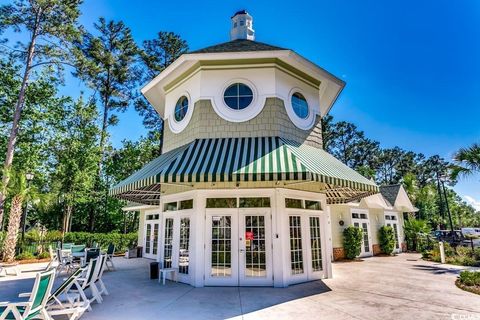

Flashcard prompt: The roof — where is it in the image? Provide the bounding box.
[232,9,248,18]
[110,137,378,205]
[190,39,286,54]
[379,184,402,207]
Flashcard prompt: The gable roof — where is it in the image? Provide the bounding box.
[379,184,402,207]
[190,39,287,54]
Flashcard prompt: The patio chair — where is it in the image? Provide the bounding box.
[0,268,56,320]
[94,254,109,297]
[70,256,103,305]
[56,248,74,275]
[45,267,91,319]
[45,245,59,271]
[62,243,74,250]
[105,244,115,271]
[84,248,100,265]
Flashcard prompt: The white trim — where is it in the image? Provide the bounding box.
[285,88,315,130]
[212,78,265,123]
[168,91,193,133]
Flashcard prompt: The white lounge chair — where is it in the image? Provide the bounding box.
[45,267,91,319]
[0,268,56,320]
[70,257,103,305]
[94,254,109,297]
[0,263,20,277]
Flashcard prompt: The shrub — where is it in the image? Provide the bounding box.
[37,252,50,259]
[458,270,480,287]
[63,232,137,253]
[379,226,395,255]
[16,252,35,260]
[343,226,363,259]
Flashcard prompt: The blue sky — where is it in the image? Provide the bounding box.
[5,0,480,208]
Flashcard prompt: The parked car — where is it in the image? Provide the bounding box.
[433,230,470,246]
[461,227,480,237]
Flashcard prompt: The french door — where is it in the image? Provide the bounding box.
[287,213,325,284]
[160,214,192,284]
[385,213,400,253]
[204,209,273,286]
[352,212,372,257]
[144,221,159,259]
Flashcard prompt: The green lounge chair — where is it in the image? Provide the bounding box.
[0,268,56,320]
[45,267,91,319]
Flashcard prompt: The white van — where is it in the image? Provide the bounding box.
[461,227,480,237]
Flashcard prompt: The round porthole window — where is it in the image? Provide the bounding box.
[174,96,189,122]
[223,83,253,110]
[291,92,309,119]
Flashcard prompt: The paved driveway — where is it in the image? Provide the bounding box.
[1,254,479,320]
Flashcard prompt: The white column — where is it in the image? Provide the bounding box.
[325,205,333,279]
[192,191,206,287]
[273,188,288,287]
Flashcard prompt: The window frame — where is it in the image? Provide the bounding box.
[286,88,315,130]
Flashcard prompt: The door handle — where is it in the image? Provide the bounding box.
[239,249,245,253]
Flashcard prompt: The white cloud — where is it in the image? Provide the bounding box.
[464,195,480,211]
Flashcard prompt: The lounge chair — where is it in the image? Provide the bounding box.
[105,244,115,271]
[45,267,91,319]
[0,268,56,320]
[70,257,103,304]
[94,254,109,297]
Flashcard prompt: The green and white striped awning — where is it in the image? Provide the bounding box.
[109,137,378,204]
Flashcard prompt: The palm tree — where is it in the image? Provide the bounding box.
[451,143,480,180]
[403,219,431,252]
[2,171,37,263]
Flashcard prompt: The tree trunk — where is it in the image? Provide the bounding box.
[0,10,41,231]
[62,204,73,235]
[2,195,24,263]
[88,90,110,232]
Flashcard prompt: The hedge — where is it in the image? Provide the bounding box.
[343,226,363,259]
[0,231,137,257]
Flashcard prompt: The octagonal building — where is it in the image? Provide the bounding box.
[110,11,378,287]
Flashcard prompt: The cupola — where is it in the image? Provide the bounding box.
[230,10,254,41]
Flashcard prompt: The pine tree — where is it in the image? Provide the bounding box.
[136,31,188,152]
[0,0,82,230]
[74,18,139,231]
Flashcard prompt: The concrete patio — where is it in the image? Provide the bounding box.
[1,254,479,320]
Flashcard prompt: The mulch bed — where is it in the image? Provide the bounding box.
[455,279,480,295]
[17,258,51,265]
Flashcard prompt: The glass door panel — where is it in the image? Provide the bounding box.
[239,210,272,286]
[362,222,370,253]
[178,218,190,275]
[145,224,151,255]
[163,218,174,268]
[289,216,304,275]
[152,223,159,255]
[309,217,322,272]
[211,216,232,277]
[205,212,238,286]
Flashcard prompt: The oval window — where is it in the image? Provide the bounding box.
[291,92,309,119]
[223,83,253,110]
[174,96,189,122]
